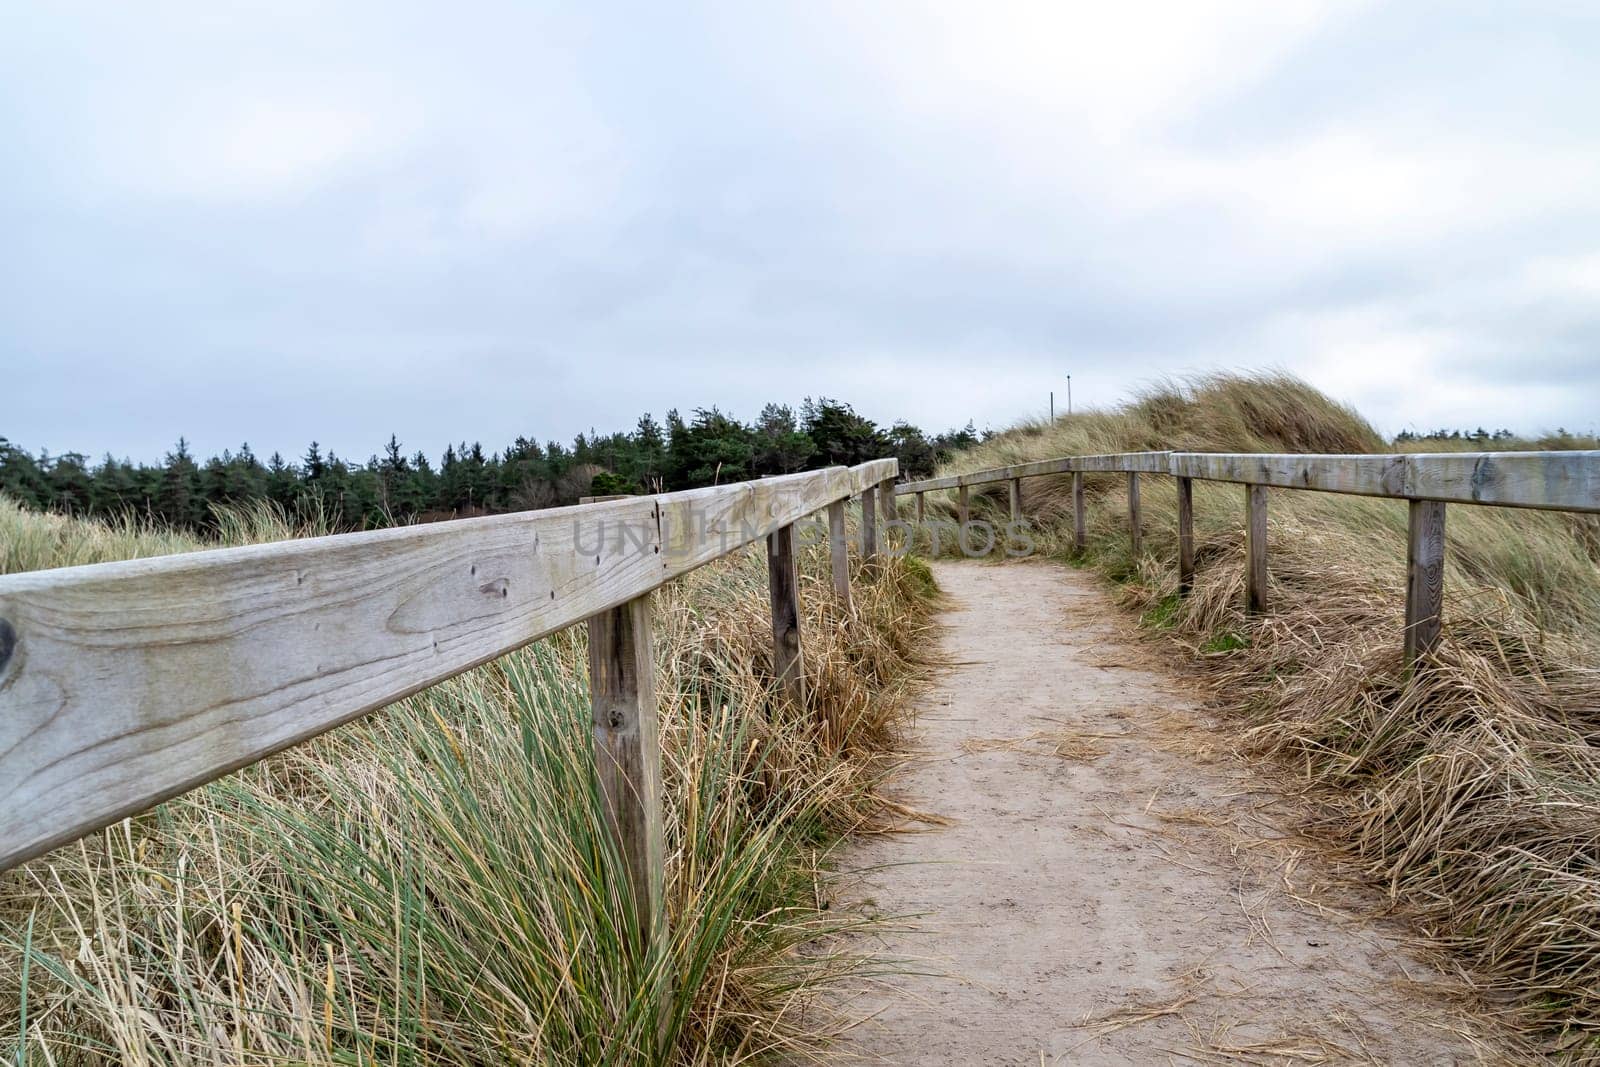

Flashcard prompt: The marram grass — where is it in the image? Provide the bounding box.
[932,372,1600,1059]
[0,497,936,1064]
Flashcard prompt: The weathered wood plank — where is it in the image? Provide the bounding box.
[1405,452,1600,511]
[901,473,962,492]
[879,477,899,555]
[897,452,1173,493]
[1170,452,1600,513]
[1176,476,1195,594]
[1170,453,1402,497]
[849,458,899,492]
[587,594,665,950]
[1127,472,1142,556]
[1067,452,1173,475]
[860,485,878,561]
[1404,500,1447,670]
[0,460,892,871]
[1009,478,1022,523]
[982,457,1074,482]
[915,491,926,523]
[1072,472,1086,554]
[1246,484,1269,612]
[767,523,805,706]
[957,484,970,527]
[827,500,851,611]
[901,450,1600,512]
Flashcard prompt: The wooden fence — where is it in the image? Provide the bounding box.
[0,456,897,951]
[900,448,1600,668]
[8,446,1599,964]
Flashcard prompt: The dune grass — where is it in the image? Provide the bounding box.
[930,373,1600,1057]
[0,497,937,1064]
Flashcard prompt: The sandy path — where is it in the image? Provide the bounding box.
[827,559,1509,1066]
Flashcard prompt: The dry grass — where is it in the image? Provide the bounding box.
[0,498,939,1064]
[961,723,1113,762]
[936,372,1600,1059]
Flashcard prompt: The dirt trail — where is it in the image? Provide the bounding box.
[828,560,1512,1066]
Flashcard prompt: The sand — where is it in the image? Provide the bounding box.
[825,559,1516,1065]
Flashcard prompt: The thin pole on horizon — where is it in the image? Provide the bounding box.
[1067,375,1072,416]
[1050,391,1054,421]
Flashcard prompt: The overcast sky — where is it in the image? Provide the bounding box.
[3,1,1597,464]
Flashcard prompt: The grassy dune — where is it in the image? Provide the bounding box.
[935,374,1600,1056]
[0,498,936,1064]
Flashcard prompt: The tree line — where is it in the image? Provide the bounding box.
[0,398,983,533]
[1393,427,1599,448]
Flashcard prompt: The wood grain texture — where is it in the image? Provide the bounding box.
[902,450,1600,513]
[587,594,664,949]
[1072,472,1086,554]
[1170,453,1403,497]
[901,473,962,492]
[1246,484,1269,613]
[1405,452,1600,511]
[882,476,914,557]
[0,460,893,871]
[860,485,878,561]
[1009,478,1022,523]
[957,485,970,527]
[827,500,851,610]
[767,524,805,707]
[1176,476,1195,594]
[850,459,898,493]
[1170,452,1600,513]
[1066,452,1174,475]
[1127,472,1142,556]
[915,491,926,523]
[1404,499,1447,670]
[897,452,1173,493]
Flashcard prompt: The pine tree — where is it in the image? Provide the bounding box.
[302,441,326,483]
[754,403,815,475]
[158,438,200,530]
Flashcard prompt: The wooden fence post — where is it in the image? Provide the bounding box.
[880,477,898,556]
[1404,499,1446,671]
[860,486,878,561]
[1072,472,1086,554]
[1127,472,1142,556]
[827,499,851,611]
[957,484,970,527]
[1176,475,1195,594]
[767,522,806,705]
[1245,484,1268,612]
[587,594,666,955]
[916,491,926,523]
[1009,478,1022,523]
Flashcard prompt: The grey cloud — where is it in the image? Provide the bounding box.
[4,1,1600,462]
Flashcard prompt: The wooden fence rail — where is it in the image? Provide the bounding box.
[8,443,1598,970]
[900,448,1600,669]
[0,459,896,885]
